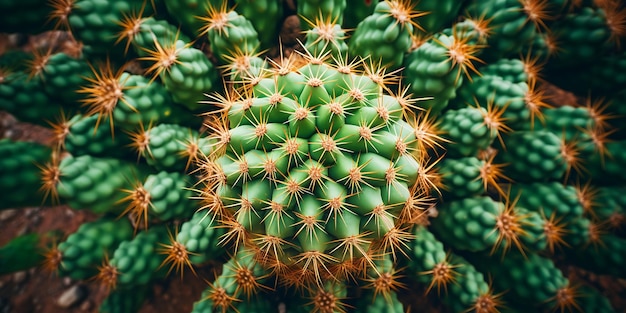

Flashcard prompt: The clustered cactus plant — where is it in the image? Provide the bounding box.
[1,0,625,312]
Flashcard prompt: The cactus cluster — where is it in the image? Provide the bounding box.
[1,0,626,312]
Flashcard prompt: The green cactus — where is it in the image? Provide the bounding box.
[581,140,626,185]
[303,17,349,60]
[575,284,617,313]
[413,0,467,35]
[547,6,614,69]
[0,139,56,209]
[403,31,483,114]
[191,247,270,312]
[128,17,192,57]
[567,231,626,279]
[139,39,220,111]
[408,229,499,312]
[162,210,225,268]
[55,217,134,280]
[495,130,569,182]
[437,106,500,157]
[95,226,169,289]
[61,113,134,159]
[0,70,62,126]
[119,171,198,229]
[162,0,227,37]
[349,1,421,70]
[55,154,152,214]
[341,0,376,30]
[129,123,213,172]
[464,0,548,60]
[67,0,153,60]
[468,251,573,312]
[298,0,346,32]
[0,0,55,33]
[196,41,431,292]
[431,196,546,255]
[234,0,282,49]
[199,5,261,66]
[0,232,53,275]
[435,156,508,200]
[99,284,150,313]
[42,52,94,106]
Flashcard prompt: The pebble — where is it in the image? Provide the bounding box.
[56,285,87,309]
[65,209,75,218]
[0,210,16,221]
[3,129,14,139]
[12,271,27,284]
[79,300,92,311]
[24,207,38,217]
[30,214,42,226]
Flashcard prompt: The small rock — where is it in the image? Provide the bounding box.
[0,210,16,221]
[62,277,72,287]
[16,226,28,237]
[65,209,75,217]
[56,285,88,309]
[3,129,14,139]
[79,300,92,311]
[30,214,42,226]
[25,207,41,218]
[12,271,27,284]
[24,207,37,217]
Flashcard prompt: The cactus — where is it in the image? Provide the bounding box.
[1,0,625,312]
[54,154,152,214]
[468,251,574,312]
[0,68,62,126]
[403,29,483,114]
[59,113,134,159]
[67,0,154,60]
[95,226,170,289]
[0,139,56,209]
[0,232,53,275]
[52,217,134,280]
[349,1,423,70]
[198,47,431,291]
